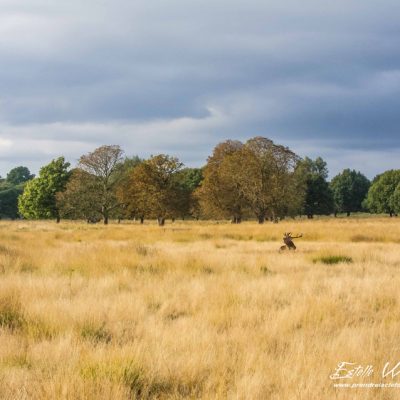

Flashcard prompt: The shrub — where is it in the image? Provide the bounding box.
[313,255,353,265]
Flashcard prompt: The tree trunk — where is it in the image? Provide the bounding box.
[270,211,278,223]
[390,212,393,217]
[104,215,109,225]
[172,217,175,223]
[334,212,337,218]
[231,216,241,224]
[346,211,350,217]
[157,217,165,226]
[140,216,144,224]
[56,216,61,223]
[257,215,265,224]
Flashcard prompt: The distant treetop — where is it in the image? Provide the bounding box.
[6,166,34,185]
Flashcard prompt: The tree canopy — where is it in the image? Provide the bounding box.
[330,169,370,216]
[6,166,34,185]
[0,166,34,219]
[6,141,400,224]
[197,137,303,223]
[366,170,400,216]
[58,145,125,224]
[119,154,185,225]
[18,157,71,222]
[297,157,334,218]
[196,140,246,223]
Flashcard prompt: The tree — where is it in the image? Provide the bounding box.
[0,186,24,219]
[120,154,185,225]
[175,168,203,192]
[18,157,71,222]
[0,166,34,219]
[330,169,370,216]
[240,137,303,223]
[114,156,143,221]
[58,146,124,225]
[197,137,304,223]
[196,140,246,223]
[366,170,400,217]
[6,166,34,185]
[393,184,400,215]
[174,168,203,219]
[57,169,102,222]
[297,157,334,218]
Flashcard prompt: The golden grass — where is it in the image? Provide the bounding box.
[0,218,400,399]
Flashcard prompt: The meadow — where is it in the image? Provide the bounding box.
[0,217,400,399]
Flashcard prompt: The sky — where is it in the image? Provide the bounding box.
[0,0,400,179]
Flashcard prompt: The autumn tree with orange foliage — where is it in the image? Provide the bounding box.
[119,154,186,226]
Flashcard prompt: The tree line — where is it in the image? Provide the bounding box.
[0,137,399,224]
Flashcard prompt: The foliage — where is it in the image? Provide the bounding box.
[57,169,103,222]
[196,140,247,222]
[243,137,304,222]
[175,168,203,192]
[197,137,304,223]
[330,169,370,216]
[366,169,400,216]
[119,154,185,225]
[18,157,71,222]
[59,145,125,224]
[6,166,34,185]
[0,185,24,219]
[297,157,334,218]
[173,168,203,219]
[0,166,34,219]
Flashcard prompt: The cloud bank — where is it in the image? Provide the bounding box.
[1,0,400,178]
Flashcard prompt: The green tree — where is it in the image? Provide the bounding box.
[0,166,35,219]
[297,157,334,218]
[18,157,71,222]
[0,186,24,219]
[330,169,370,216]
[393,184,400,215]
[174,168,203,219]
[6,166,34,185]
[366,170,400,217]
[176,168,203,192]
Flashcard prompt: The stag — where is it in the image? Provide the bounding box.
[280,232,303,251]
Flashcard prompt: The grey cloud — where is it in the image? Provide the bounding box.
[0,0,400,178]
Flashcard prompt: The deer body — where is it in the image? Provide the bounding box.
[280,232,302,251]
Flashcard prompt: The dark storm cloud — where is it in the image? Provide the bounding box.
[0,0,400,177]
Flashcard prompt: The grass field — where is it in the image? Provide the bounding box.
[0,218,400,399]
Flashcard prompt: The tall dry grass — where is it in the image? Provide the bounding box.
[0,218,399,399]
